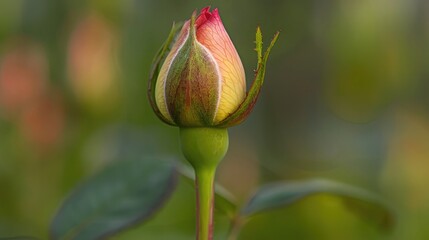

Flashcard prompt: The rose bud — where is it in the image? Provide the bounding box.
[148,7,279,128]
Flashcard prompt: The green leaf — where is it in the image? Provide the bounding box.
[50,157,179,240]
[178,164,237,219]
[242,179,394,230]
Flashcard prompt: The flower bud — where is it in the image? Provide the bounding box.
[149,7,279,128]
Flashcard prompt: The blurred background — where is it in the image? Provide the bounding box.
[0,0,428,239]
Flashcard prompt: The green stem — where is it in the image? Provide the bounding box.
[195,167,216,240]
[179,127,229,240]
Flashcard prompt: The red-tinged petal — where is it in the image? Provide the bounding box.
[195,8,246,123]
[195,6,211,27]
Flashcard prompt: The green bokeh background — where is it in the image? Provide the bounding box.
[1,0,428,239]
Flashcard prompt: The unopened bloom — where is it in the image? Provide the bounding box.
[148,7,278,128]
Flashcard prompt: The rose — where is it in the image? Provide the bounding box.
[148,7,279,240]
[148,7,278,128]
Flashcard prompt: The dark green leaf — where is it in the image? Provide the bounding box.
[242,179,394,230]
[50,157,179,240]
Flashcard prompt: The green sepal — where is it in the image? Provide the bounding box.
[217,28,279,127]
[148,22,184,125]
[165,11,220,127]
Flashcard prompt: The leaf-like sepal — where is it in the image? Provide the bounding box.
[148,22,184,125]
[217,28,279,127]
